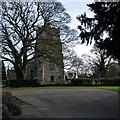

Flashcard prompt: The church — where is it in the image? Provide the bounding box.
[7,26,65,84]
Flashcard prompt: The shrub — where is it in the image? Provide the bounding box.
[5,101,21,116]
[2,91,21,117]
[2,104,13,120]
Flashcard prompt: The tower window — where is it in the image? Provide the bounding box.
[49,63,55,71]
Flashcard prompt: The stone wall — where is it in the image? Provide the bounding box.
[42,61,64,83]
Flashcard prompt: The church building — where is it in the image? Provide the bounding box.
[7,26,65,83]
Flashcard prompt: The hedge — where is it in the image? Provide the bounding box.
[71,78,92,86]
[99,78,120,86]
[4,78,120,87]
[71,78,120,86]
[5,79,38,87]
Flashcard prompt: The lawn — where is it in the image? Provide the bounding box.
[5,86,120,92]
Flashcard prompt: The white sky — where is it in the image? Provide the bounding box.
[59,1,95,57]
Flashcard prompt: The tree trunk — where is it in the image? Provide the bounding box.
[15,70,25,81]
[14,56,26,81]
[12,66,25,87]
[14,64,25,81]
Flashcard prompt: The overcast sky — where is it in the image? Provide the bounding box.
[59,1,95,57]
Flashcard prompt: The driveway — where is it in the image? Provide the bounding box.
[10,88,119,118]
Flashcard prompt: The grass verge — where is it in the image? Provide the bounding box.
[5,86,120,92]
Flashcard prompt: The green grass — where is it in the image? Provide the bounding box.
[5,86,120,92]
[97,86,120,92]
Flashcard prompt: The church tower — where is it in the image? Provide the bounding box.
[35,26,64,83]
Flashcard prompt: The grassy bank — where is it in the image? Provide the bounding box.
[5,86,120,92]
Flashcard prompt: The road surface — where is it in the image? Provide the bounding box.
[10,88,119,119]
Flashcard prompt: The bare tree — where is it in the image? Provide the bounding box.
[63,47,84,78]
[63,46,76,71]
[70,56,83,78]
[62,25,79,71]
[1,2,71,80]
[82,45,112,78]
[36,2,71,27]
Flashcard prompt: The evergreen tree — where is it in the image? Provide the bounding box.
[77,2,120,63]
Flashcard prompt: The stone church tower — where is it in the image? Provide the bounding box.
[26,26,64,83]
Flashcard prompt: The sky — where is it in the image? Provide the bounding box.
[59,1,95,57]
[4,1,96,69]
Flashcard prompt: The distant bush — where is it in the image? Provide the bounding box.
[71,78,92,86]
[70,78,120,86]
[39,82,65,87]
[100,78,120,86]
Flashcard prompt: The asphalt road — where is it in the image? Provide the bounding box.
[10,88,119,118]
